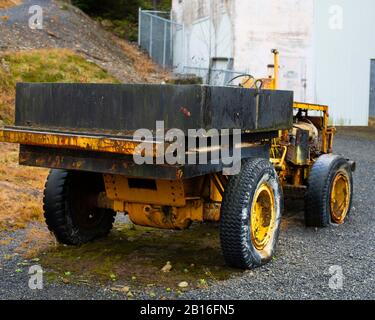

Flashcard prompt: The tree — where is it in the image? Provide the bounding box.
[72,0,170,20]
[152,0,160,10]
[71,0,171,41]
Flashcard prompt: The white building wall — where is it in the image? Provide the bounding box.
[172,0,235,72]
[173,0,315,101]
[172,0,375,125]
[314,0,375,125]
[233,0,315,102]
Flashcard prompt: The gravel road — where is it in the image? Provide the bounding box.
[0,129,374,300]
[186,129,375,300]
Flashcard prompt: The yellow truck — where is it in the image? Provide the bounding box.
[0,50,355,269]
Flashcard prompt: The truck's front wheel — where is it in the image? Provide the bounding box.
[305,154,353,227]
[43,170,116,245]
[220,159,283,269]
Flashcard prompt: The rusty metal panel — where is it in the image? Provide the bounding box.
[104,175,186,207]
[19,144,270,180]
[287,128,310,165]
[15,83,293,134]
[0,127,157,156]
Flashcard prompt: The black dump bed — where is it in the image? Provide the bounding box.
[15,83,293,135]
[2,83,294,179]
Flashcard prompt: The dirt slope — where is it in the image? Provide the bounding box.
[0,0,168,83]
[0,0,21,9]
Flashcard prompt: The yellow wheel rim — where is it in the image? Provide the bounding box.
[250,183,276,251]
[330,172,350,224]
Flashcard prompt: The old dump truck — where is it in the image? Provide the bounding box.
[0,51,355,269]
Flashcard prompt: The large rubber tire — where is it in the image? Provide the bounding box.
[220,158,283,269]
[305,154,353,227]
[43,170,116,245]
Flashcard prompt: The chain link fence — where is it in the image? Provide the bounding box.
[138,9,182,69]
[138,9,245,86]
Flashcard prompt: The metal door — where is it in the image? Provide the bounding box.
[370,60,375,118]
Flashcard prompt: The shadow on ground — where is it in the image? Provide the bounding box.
[21,200,306,292]
[35,219,240,291]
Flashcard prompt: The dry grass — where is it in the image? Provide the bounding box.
[0,57,14,124]
[15,224,55,258]
[114,37,169,83]
[0,49,118,230]
[0,143,48,229]
[0,0,21,9]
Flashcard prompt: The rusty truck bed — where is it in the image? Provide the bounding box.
[0,83,294,179]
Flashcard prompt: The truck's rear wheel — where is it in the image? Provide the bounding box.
[43,170,116,245]
[305,155,353,227]
[220,159,283,269]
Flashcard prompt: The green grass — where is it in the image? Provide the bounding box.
[97,18,139,42]
[0,49,118,125]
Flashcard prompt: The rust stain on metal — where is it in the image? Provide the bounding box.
[0,128,157,156]
[176,169,184,180]
[180,107,191,118]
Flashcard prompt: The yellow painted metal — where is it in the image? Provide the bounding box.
[203,203,221,221]
[268,49,335,156]
[241,77,256,89]
[327,127,336,153]
[250,183,276,251]
[124,202,203,230]
[272,49,279,90]
[293,102,328,113]
[0,127,157,156]
[252,50,337,189]
[261,78,275,90]
[271,100,336,188]
[125,199,221,230]
[113,200,126,212]
[293,102,335,154]
[209,173,226,203]
[103,174,186,207]
[293,167,303,186]
[330,172,350,224]
[270,145,287,170]
[210,179,223,202]
[101,173,221,229]
[241,76,275,90]
[241,49,279,89]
